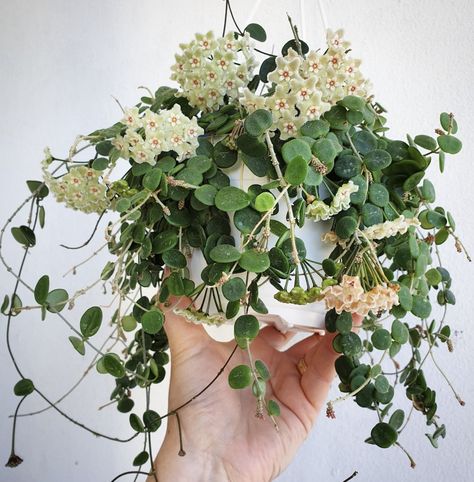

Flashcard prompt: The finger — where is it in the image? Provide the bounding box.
[161,295,208,356]
[299,333,339,409]
[286,332,324,361]
[258,325,296,350]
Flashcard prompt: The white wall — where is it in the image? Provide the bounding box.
[1,1,473,481]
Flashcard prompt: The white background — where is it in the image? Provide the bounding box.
[1,1,473,481]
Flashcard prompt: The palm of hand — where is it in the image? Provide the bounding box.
[152,302,360,482]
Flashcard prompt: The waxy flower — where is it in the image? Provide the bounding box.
[363,215,421,240]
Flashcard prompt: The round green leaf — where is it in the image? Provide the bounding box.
[215,186,250,212]
[391,320,409,344]
[34,275,50,305]
[371,422,398,448]
[228,365,252,389]
[368,183,389,207]
[102,353,125,378]
[14,378,35,397]
[142,168,162,191]
[143,409,162,432]
[162,249,187,269]
[335,216,357,239]
[374,375,390,394]
[244,23,267,41]
[80,306,103,338]
[300,119,330,139]
[195,185,217,206]
[244,109,272,136]
[362,203,383,227]
[267,399,281,416]
[210,244,241,263]
[239,249,270,273]
[334,155,361,179]
[284,156,308,185]
[414,135,437,151]
[438,135,462,154]
[335,311,352,334]
[133,451,149,466]
[371,329,392,350]
[46,288,69,313]
[340,332,362,357]
[141,309,164,334]
[364,149,392,171]
[312,138,337,164]
[282,139,312,164]
[254,192,275,212]
[234,207,261,234]
[389,409,405,430]
[338,95,366,111]
[255,360,270,381]
[69,336,85,355]
[411,295,432,319]
[352,131,377,155]
[234,314,259,341]
[222,277,246,301]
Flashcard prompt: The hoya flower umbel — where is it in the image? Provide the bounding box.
[114,104,203,165]
[44,166,109,214]
[171,31,256,111]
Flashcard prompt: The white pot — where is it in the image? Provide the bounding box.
[188,162,332,333]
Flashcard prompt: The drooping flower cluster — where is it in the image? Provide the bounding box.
[113,104,203,164]
[306,181,359,221]
[171,31,256,111]
[240,29,371,139]
[322,275,400,317]
[44,166,109,214]
[362,215,421,240]
[174,307,226,326]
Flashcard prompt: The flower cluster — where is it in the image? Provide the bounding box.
[171,31,256,111]
[363,215,421,240]
[112,104,203,164]
[174,307,226,326]
[240,29,371,139]
[322,274,400,317]
[306,181,359,221]
[44,166,109,214]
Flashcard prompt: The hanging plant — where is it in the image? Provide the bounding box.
[2,1,469,479]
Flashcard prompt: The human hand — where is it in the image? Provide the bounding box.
[149,297,362,482]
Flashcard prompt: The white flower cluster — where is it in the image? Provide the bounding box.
[240,29,372,139]
[112,104,203,164]
[322,275,400,317]
[44,166,109,214]
[362,215,421,241]
[306,181,359,221]
[174,307,226,326]
[170,31,257,111]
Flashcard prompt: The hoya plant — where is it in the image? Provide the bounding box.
[2,2,468,479]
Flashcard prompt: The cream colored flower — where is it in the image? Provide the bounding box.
[171,30,256,111]
[174,307,226,326]
[362,215,421,241]
[330,180,359,214]
[306,199,332,221]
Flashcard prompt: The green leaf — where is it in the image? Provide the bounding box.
[281,139,312,164]
[14,378,35,396]
[102,353,125,378]
[80,306,103,338]
[335,311,352,334]
[142,168,163,191]
[129,413,145,433]
[34,275,50,305]
[121,315,137,332]
[362,203,383,227]
[352,130,377,155]
[162,249,187,269]
[340,332,362,357]
[411,295,432,319]
[312,138,337,164]
[244,23,267,41]
[374,375,390,394]
[152,230,178,254]
[403,171,425,191]
[11,225,36,247]
[368,183,389,207]
[338,95,366,111]
[371,329,392,350]
[322,258,337,276]
[397,285,413,311]
[255,360,270,381]
[391,320,409,344]
[239,249,270,273]
[234,314,259,342]
[371,422,398,448]
[222,277,246,302]
[284,156,308,185]
[440,112,458,134]
[215,186,250,212]
[195,185,217,206]
[143,409,162,432]
[26,180,49,199]
[69,336,85,355]
[300,119,330,139]
[267,399,281,416]
[244,109,272,136]
[228,365,252,389]
[210,244,241,263]
[425,268,442,286]
[133,451,149,466]
[236,133,267,157]
[46,288,69,313]
[414,135,437,151]
[364,149,392,171]
[334,155,361,179]
[335,216,357,240]
[389,409,405,430]
[438,135,462,154]
[141,309,164,334]
[254,192,275,212]
[234,207,262,235]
